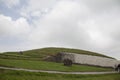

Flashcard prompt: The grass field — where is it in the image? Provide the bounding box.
[0,47,117,80]
[0,69,120,80]
[0,59,113,72]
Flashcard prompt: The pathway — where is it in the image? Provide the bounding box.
[0,66,117,74]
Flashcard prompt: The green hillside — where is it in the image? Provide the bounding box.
[0,47,114,72]
[0,47,114,60]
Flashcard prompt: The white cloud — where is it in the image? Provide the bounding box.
[27,0,120,59]
[1,0,120,59]
[0,0,20,8]
[0,14,32,52]
[28,0,90,46]
[0,14,30,37]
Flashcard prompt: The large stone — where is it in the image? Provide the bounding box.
[63,59,73,66]
[55,52,75,63]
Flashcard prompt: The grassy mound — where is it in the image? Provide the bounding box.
[0,47,114,60]
[0,47,114,72]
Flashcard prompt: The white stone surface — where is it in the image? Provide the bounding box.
[62,53,119,68]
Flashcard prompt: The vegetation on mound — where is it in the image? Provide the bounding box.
[0,47,114,60]
[0,69,120,80]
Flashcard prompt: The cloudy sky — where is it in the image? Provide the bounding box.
[0,0,120,60]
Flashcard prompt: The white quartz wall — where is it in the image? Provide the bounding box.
[73,54,119,68]
[60,52,120,68]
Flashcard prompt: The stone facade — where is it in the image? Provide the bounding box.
[55,52,75,62]
[56,52,120,68]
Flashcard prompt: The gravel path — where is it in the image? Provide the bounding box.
[0,66,117,74]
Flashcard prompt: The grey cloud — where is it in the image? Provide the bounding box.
[20,0,57,19]
[28,0,120,59]
[0,0,20,8]
[1,0,120,60]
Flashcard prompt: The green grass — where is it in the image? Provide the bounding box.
[0,47,118,80]
[0,69,120,80]
[0,53,42,60]
[0,47,114,61]
[0,59,113,72]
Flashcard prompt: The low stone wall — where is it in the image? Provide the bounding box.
[59,52,119,68]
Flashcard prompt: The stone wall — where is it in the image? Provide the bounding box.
[59,52,119,68]
[55,52,75,62]
[74,54,119,68]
